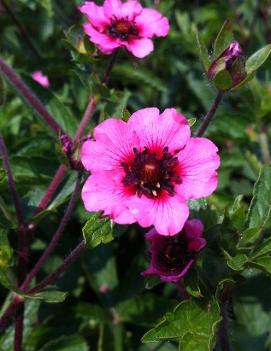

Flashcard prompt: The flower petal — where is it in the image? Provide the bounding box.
[83,23,120,54]
[125,38,154,58]
[128,107,190,152]
[184,219,206,252]
[135,8,170,37]
[79,1,109,30]
[177,138,220,199]
[120,0,143,20]
[128,194,189,235]
[82,171,136,224]
[103,0,122,18]
[81,118,139,172]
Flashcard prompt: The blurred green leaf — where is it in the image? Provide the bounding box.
[226,253,248,271]
[251,256,271,274]
[194,28,210,72]
[29,290,68,303]
[0,229,13,270]
[82,212,113,249]
[39,335,88,351]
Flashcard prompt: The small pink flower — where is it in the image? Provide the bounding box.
[81,108,220,235]
[31,71,50,88]
[142,219,206,283]
[79,0,169,58]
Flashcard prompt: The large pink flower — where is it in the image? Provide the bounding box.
[79,0,169,58]
[142,219,206,283]
[81,108,220,235]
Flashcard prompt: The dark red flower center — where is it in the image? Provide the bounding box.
[154,235,193,275]
[121,147,181,199]
[108,18,139,41]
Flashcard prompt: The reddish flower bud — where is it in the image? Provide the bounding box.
[208,41,246,89]
[142,219,206,283]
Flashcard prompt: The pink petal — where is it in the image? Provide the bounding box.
[125,38,154,58]
[135,8,170,38]
[128,108,190,152]
[128,194,189,235]
[81,118,139,172]
[82,171,136,224]
[160,260,194,283]
[103,0,122,18]
[184,219,206,252]
[79,2,109,30]
[177,138,220,199]
[120,0,143,20]
[31,71,50,88]
[83,23,120,54]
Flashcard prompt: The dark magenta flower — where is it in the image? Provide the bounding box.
[142,219,206,283]
[79,0,169,58]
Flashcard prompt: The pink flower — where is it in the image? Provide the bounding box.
[142,219,206,283]
[31,71,50,88]
[79,0,169,58]
[81,107,220,235]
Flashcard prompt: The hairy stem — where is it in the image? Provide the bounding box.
[196,91,224,137]
[28,240,87,294]
[21,173,82,290]
[0,57,64,136]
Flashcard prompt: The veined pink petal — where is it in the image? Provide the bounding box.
[81,118,140,172]
[128,194,189,235]
[120,0,143,20]
[135,8,170,37]
[79,2,109,30]
[125,38,154,58]
[83,23,120,54]
[82,171,136,224]
[177,137,220,199]
[128,107,190,152]
[103,0,122,18]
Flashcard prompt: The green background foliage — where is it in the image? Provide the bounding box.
[1,0,271,350]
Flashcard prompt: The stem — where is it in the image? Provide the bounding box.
[218,301,231,351]
[28,240,87,294]
[0,295,24,330]
[73,97,98,142]
[34,164,66,216]
[196,91,224,137]
[0,0,40,58]
[0,57,64,136]
[102,49,119,84]
[13,305,24,351]
[0,135,25,226]
[21,173,82,290]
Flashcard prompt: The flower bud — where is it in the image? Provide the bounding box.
[208,41,246,90]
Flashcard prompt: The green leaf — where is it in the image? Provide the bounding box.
[29,290,68,303]
[226,253,248,271]
[246,165,271,229]
[188,118,197,127]
[252,237,271,258]
[82,212,113,249]
[213,20,233,58]
[183,268,202,298]
[39,335,88,351]
[246,44,271,75]
[0,229,13,270]
[215,278,235,300]
[251,256,271,274]
[229,195,246,231]
[142,299,221,351]
[213,69,232,91]
[238,228,261,248]
[194,28,210,72]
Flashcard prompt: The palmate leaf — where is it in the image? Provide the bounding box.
[142,299,221,351]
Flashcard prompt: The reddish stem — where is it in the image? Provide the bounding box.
[0,57,64,136]
[0,295,24,330]
[13,306,24,351]
[29,240,87,294]
[74,97,97,142]
[21,173,82,291]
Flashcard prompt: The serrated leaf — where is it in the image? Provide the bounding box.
[142,299,221,351]
[213,20,233,58]
[194,28,210,72]
[82,212,113,249]
[246,44,271,75]
[246,166,271,230]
